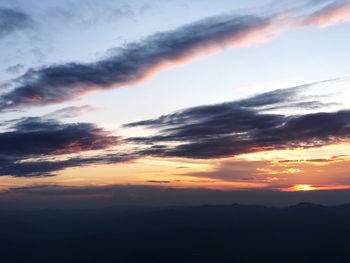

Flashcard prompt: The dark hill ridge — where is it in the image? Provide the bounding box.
[1,203,350,262]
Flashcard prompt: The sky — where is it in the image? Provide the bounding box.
[1,0,350,208]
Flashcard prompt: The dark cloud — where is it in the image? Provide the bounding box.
[0,7,31,38]
[0,11,275,110]
[0,153,134,177]
[261,101,340,111]
[147,180,171,183]
[125,83,350,159]
[0,117,117,156]
[1,81,343,177]
[125,90,291,129]
[124,80,330,128]
[0,1,347,111]
[0,116,123,177]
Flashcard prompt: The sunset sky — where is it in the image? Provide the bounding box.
[1,0,350,208]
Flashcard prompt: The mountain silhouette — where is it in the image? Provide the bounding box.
[1,203,349,262]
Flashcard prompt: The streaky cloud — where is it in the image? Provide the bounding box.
[0,153,135,177]
[0,117,117,156]
[0,116,122,177]
[302,1,350,27]
[0,80,345,177]
[6,63,25,74]
[0,12,275,111]
[44,105,101,119]
[125,81,350,159]
[2,1,348,111]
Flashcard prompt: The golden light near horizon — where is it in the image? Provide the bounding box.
[1,0,350,207]
[292,184,317,191]
[3,2,350,261]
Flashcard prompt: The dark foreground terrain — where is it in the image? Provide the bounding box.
[1,203,350,262]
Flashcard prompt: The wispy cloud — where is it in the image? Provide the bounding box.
[6,64,25,74]
[0,153,134,177]
[0,13,275,110]
[1,79,347,177]
[0,7,32,38]
[44,105,102,119]
[125,81,350,159]
[301,1,350,27]
[43,0,134,26]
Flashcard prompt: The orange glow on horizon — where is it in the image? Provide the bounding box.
[281,184,350,192]
[293,184,317,191]
[238,142,350,162]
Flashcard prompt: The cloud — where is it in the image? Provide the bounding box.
[44,0,134,26]
[0,117,117,156]
[45,105,101,119]
[278,155,347,164]
[1,1,349,111]
[0,153,134,177]
[147,180,171,183]
[125,83,308,128]
[177,155,350,190]
[302,1,350,27]
[0,80,345,177]
[125,81,350,159]
[182,160,271,182]
[0,116,123,177]
[0,7,32,38]
[6,64,25,74]
[0,10,282,111]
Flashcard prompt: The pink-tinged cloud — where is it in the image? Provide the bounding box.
[302,2,350,28]
[0,116,118,157]
[0,116,125,177]
[46,105,104,119]
[0,12,288,111]
[1,2,350,110]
